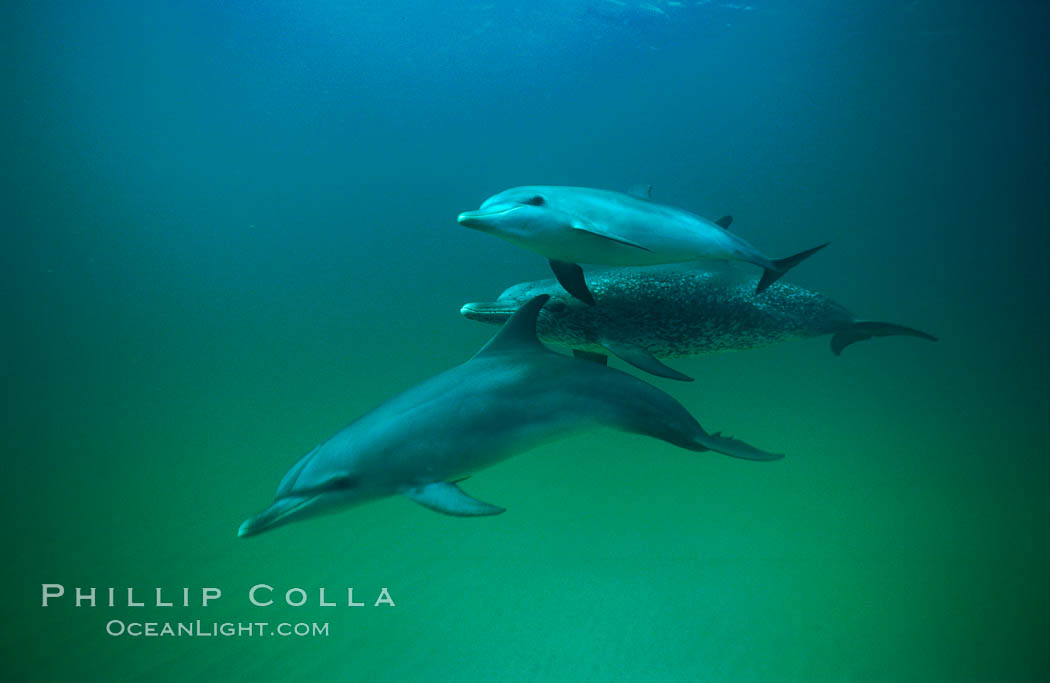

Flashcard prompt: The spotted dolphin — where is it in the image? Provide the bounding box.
[238,295,782,537]
[457,185,827,304]
[460,264,937,382]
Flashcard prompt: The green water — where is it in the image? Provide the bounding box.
[5,1,1048,680]
[7,297,1046,680]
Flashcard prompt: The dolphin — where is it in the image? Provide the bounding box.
[460,264,937,382]
[457,184,827,304]
[238,295,782,538]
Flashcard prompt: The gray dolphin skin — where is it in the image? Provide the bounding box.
[239,295,782,538]
[460,264,937,382]
[457,185,827,303]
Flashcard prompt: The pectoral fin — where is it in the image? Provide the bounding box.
[570,219,652,252]
[549,259,596,305]
[600,341,693,382]
[404,482,505,517]
[715,215,733,229]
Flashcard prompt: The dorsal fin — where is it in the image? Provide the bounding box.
[472,295,550,358]
[715,215,733,229]
[627,183,653,200]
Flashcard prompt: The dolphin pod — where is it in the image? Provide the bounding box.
[460,263,937,382]
[240,183,933,538]
[457,184,827,304]
[239,295,780,537]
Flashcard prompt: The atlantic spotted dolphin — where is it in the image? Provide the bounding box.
[238,295,781,537]
[457,185,827,304]
[460,265,937,382]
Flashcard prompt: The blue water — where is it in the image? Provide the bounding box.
[5,1,1048,680]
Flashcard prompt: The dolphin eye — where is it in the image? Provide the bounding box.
[327,474,358,490]
[524,195,545,206]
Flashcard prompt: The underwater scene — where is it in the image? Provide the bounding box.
[5,1,1048,680]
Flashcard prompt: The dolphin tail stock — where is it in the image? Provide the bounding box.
[693,430,785,461]
[830,321,938,356]
[756,242,830,294]
[238,495,313,538]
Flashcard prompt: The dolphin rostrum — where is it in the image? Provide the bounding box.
[457,185,827,304]
[460,264,937,382]
[239,295,782,537]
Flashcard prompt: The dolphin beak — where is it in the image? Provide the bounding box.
[238,495,317,538]
[460,301,517,324]
[456,210,488,229]
[457,211,477,224]
[457,205,521,229]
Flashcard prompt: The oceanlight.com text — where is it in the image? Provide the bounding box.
[105,620,329,637]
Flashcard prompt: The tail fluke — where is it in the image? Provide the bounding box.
[695,431,785,461]
[757,242,830,293]
[831,321,938,356]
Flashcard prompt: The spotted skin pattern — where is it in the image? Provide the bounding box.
[469,266,856,358]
